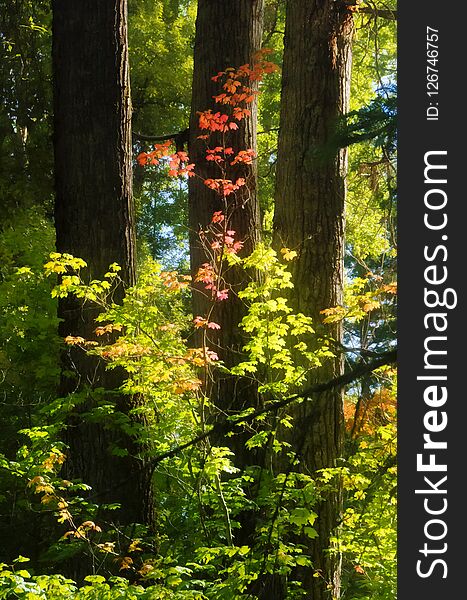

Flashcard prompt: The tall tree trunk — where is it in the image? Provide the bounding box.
[52,0,153,550]
[188,0,263,453]
[273,1,354,598]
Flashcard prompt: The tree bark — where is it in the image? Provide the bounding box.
[273,1,354,598]
[188,0,264,444]
[52,0,153,551]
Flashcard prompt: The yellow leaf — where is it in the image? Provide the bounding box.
[118,556,134,571]
[362,300,380,313]
[28,476,45,488]
[41,494,56,505]
[280,247,297,261]
[139,563,155,576]
[97,542,117,554]
[128,539,143,553]
[64,335,85,346]
[174,378,202,394]
[382,282,397,295]
[81,520,102,532]
[63,530,75,539]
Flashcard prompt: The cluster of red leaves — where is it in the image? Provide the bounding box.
[199,49,278,135]
[209,227,243,255]
[211,48,278,98]
[168,151,195,177]
[194,262,228,301]
[211,211,224,223]
[230,149,256,166]
[198,110,239,133]
[136,140,171,166]
[137,141,195,177]
[205,146,256,167]
[204,177,246,196]
[205,146,233,162]
[194,212,245,303]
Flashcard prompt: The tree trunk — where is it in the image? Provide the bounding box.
[273,1,354,598]
[188,0,263,447]
[52,0,153,550]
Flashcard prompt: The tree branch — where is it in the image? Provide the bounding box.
[359,7,397,20]
[132,128,190,151]
[342,1,397,20]
[149,349,397,469]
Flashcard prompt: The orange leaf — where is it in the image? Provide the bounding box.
[354,565,365,574]
[118,556,134,571]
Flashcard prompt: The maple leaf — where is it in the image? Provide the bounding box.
[95,323,122,336]
[41,493,57,505]
[177,151,189,162]
[64,335,86,346]
[231,149,256,165]
[63,530,76,539]
[216,289,229,301]
[137,152,149,166]
[206,349,219,361]
[320,306,346,323]
[361,299,381,313]
[118,556,134,571]
[81,520,102,532]
[280,247,298,261]
[195,263,215,285]
[154,140,173,153]
[193,316,208,328]
[382,282,397,294]
[213,93,228,103]
[97,542,117,554]
[232,241,244,252]
[223,79,242,94]
[211,211,225,223]
[206,148,223,162]
[174,378,202,394]
[139,563,155,577]
[204,178,220,191]
[354,565,365,574]
[232,107,252,120]
[128,539,143,553]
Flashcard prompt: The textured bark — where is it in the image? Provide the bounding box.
[52,0,153,544]
[273,1,354,598]
[188,0,263,435]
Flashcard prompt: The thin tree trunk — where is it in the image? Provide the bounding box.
[52,0,153,555]
[273,1,354,598]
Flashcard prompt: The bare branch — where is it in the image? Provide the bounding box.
[359,7,397,20]
[132,128,190,153]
